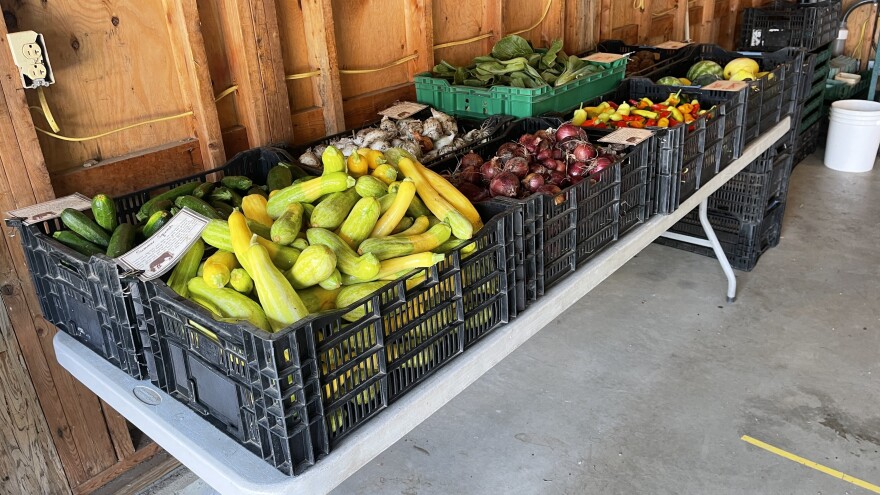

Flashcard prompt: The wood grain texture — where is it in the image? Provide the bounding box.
[1,0,194,174]
[102,401,135,459]
[343,83,416,130]
[216,0,293,146]
[482,0,504,54]
[0,301,70,495]
[299,0,345,134]
[564,0,595,54]
[333,0,409,99]
[432,0,488,66]
[404,0,435,75]
[274,0,319,112]
[291,107,327,145]
[163,0,227,168]
[71,443,160,495]
[195,0,242,130]
[91,449,180,495]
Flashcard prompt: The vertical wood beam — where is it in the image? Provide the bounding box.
[675,0,687,41]
[600,0,614,43]
[565,0,594,54]
[404,0,435,75]
[483,0,504,53]
[539,0,566,48]
[102,401,135,459]
[164,0,227,168]
[218,0,294,145]
[301,0,346,134]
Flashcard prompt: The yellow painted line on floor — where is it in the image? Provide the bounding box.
[741,435,880,494]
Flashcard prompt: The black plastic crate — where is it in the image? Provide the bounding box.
[794,120,822,165]
[738,1,841,52]
[6,215,147,379]
[656,201,787,271]
[595,40,693,78]
[618,148,652,236]
[707,152,792,222]
[282,108,514,168]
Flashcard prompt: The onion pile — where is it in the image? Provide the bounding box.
[449,124,627,203]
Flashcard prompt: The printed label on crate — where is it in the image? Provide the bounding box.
[702,80,749,91]
[116,208,209,281]
[653,41,692,50]
[378,101,428,119]
[582,52,626,64]
[6,193,92,224]
[597,128,653,146]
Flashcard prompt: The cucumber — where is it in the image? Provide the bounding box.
[174,195,221,220]
[52,230,104,257]
[280,162,309,179]
[193,182,215,199]
[309,188,361,229]
[60,208,111,247]
[211,200,235,218]
[247,186,268,199]
[292,175,318,185]
[106,223,137,258]
[267,165,293,191]
[270,203,304,246]
[91,194,118,232]
[221,175,253,191]
[246,219,272,240]
[141,199,173,220]
[143,210,170,238]
[137,182,200,221]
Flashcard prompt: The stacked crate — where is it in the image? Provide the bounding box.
[793,44,832,164]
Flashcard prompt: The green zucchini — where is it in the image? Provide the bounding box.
[270,203,304,246]
[175,195,221,220]
[91,194,118,232]
[267,173,354,218]
[309,188,361,229]
[211,200,235,219]
[52,230,104,257]
[221,175,253,191]
[247,186,268,199]
[60,208,111,247]
[355,175,388,198]
[106,223,137,258]
[141,199,174,220]
[267,165,293,191]
[137,182,200,221]
[193,182,215,199]
[167,239,205,297]
[143,210,171,238]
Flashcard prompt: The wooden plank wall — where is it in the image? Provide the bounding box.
[1,0,869,492]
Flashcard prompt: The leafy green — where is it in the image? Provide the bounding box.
[490,35,534,60]
[542,40,564,68]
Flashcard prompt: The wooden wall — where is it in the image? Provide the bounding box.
[0,0,872,493]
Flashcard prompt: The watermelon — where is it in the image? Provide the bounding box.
[657,76,682,86]
[687,60,723,82]
[692,73,722,86]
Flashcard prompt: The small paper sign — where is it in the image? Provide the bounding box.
[7,193,92,224]
[598,128,654,146]
[116,208,209,281]
[582,52,626,64]
[378,101,428,120]
[702,80,749,91]
[654,41,692,50]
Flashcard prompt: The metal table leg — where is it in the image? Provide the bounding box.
[659,198,738,302]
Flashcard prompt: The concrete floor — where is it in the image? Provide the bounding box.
[148,153,880,495]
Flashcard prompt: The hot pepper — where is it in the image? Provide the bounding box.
[663,90,682,106]
[684,114,695,124]
[646,119,657,127]
[657,117,670,128]
[607,101,619,110]
[678,103,693,114]
[658,110,671,119]
[691,100,700,112]
[670,107,685,122]
[615,121,628,128]
[633,109,658,119]
[628,120,646,128]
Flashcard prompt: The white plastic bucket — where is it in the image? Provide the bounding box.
[824,99,880,173]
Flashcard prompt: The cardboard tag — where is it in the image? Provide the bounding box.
[654,41,692,50]
[116,208,209,281]
[378,101,428,120]
[7,193,91,224]
[582,52,625,64]
[598,128,653,146]
[702,80,749,91]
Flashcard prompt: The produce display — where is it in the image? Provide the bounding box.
[661,57,768,87]
[444,123,627,202]
[626,51,661,76]
[431,35,605,89]
[296,108,500,163]
[570,91,709,129]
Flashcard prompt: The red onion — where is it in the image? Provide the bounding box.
[554,160,568,173]
[489,172,520,198]
[548,170,567,186]
[593,156,613,173]
[555,123,587,143]
[536,148,552,162]
[535,129,554,143]
[481,158,503,181]
[460,152,484,170]
[457,181,489,202]
[537,184,565,205]
[570,175,583,185]
[522,173,545,192]
[503,156,530,178]
[572,143,597,162]
[552,148,565,160]
[541,158,558,172]
[518,134,541,153]
[460,164,481,184]
[568,161,590,178]
[530,163,548,176]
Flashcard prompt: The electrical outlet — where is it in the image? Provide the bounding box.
[6,31,54,88]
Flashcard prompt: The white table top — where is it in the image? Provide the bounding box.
[55,118,790,495]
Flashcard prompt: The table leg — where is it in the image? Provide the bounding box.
[658,198,737,302]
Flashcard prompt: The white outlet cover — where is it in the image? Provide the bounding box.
[7,31,54,88]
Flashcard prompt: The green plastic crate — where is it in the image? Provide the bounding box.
[414,58,627,119]
[825,71,871,101]
[798,108,821,134]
